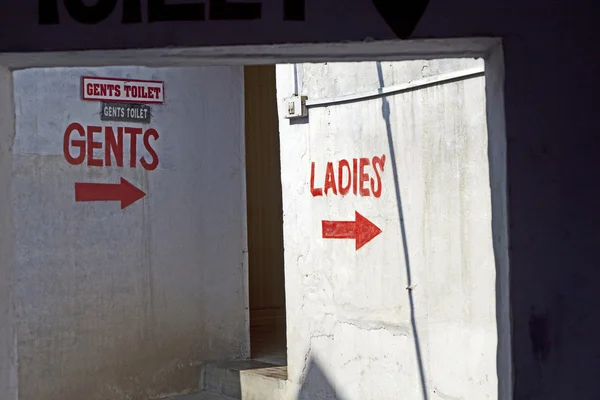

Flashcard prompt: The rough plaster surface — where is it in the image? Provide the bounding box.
[277,59,497,400]
[0,67,18,400]
[11,66,248,400]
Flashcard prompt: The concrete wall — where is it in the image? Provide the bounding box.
[10,66,248,400]
[276,59,498,399]
[0,68,18,400]
[0,1,598,398]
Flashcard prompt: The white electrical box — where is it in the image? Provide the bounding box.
[283,95,308,119]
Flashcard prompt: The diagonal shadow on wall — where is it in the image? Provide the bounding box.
[296,356,347,400]
[376,61,429,400]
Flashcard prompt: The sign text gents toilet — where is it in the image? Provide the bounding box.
[101,102,152,124]
[82,77,164,104]
[64,76,163,171]
[39,0,306,24]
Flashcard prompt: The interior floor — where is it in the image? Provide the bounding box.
[250,308,287,365]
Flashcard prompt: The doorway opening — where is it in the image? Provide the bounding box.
[244,65,287,365]
[0,38,509,400]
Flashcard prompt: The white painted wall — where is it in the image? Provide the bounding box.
[276,59,498,400]
[10,66,248,400]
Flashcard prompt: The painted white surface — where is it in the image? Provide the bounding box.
[11,66,248,400]
[277,59,498,400]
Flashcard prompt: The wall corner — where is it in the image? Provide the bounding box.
[0,66,18,400]
[484,42,513,400]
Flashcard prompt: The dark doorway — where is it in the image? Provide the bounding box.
[244,65,287,365]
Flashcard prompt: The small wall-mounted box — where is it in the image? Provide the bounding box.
[283,95,308,119]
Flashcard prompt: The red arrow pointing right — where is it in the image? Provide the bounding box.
[322,211,382,250]
[75,177,146,209]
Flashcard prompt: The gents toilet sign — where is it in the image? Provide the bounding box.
[61,75,164,209]
[82,77,164,104]
[101,102,152,124]
[0,0,429,52]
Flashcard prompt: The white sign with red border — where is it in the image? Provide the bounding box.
[81,76,164,104]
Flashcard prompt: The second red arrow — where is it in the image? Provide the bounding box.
[322,211,382,250]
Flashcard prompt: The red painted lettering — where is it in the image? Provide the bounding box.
[352,158,358,195]
[63,122,86,165]
[141,129,160,171]
[310,162,323,196]
[338,159,351,196]
[100,84,107,97]
[124,85,131,97]
[131,86,138,98]
[324,162,337,195]
[87,126,103,167]
[86,83,94,96]
[114,85,122,97]
[310,154,386,198]
[63,123,160,170]
[124,127,143,167]
[105,126,124,167]
[359,158,370,196]
[371,155,386,198]
[93,83,100,96]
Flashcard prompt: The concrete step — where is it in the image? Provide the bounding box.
[201,360,288,400]
[167,391,237,400]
